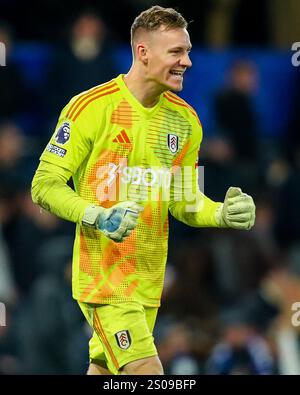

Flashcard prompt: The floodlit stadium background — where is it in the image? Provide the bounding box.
[0,0,300,375]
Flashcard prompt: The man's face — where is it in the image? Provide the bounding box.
[143,27,192,92]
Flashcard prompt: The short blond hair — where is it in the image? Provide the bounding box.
[131,5,188,46]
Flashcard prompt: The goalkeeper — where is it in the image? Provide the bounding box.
[31,6,255,375]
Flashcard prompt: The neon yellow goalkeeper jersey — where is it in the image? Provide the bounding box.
[39,74,204,307]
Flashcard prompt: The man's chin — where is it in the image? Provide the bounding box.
[171,84,183,92]
[164,81,183,92]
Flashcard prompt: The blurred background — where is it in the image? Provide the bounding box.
[0,0,300,375]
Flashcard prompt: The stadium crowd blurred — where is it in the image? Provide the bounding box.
[1,0,300,374]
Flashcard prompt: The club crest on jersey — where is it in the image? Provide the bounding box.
[54,122,70,145]
[167,134,179,153]
[115,330,131,350]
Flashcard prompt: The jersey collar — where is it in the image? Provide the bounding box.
[115,74,164,118]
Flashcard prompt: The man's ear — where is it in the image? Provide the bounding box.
[136,43,148,65]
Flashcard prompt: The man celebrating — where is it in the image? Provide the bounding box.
[31,6,255,375]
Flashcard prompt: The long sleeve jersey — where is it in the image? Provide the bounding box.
[32,74,221,306]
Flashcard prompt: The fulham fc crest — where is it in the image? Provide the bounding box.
[167,134,179,153]
[115,330,131,350]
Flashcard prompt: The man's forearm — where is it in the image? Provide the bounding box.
[31,161,90,224]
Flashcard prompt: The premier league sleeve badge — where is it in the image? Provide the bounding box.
[54,122,71,145]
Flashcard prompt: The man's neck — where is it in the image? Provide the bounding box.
[123,68,164,108]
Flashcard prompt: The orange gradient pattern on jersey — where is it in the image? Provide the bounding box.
[172,140,191,167]
[111,99,137,129]
[86,150,131,207]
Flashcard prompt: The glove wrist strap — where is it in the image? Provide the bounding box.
[215,203,227,228]
[82,205,103,228]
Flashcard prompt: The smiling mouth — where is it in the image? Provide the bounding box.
[170,70,184,77]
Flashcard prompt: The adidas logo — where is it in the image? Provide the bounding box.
[113,130,131,143]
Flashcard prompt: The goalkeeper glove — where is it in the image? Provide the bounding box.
[82,201,144,242]
[215,187,255,230]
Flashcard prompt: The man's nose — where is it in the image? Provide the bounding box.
[181,53,192,68]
